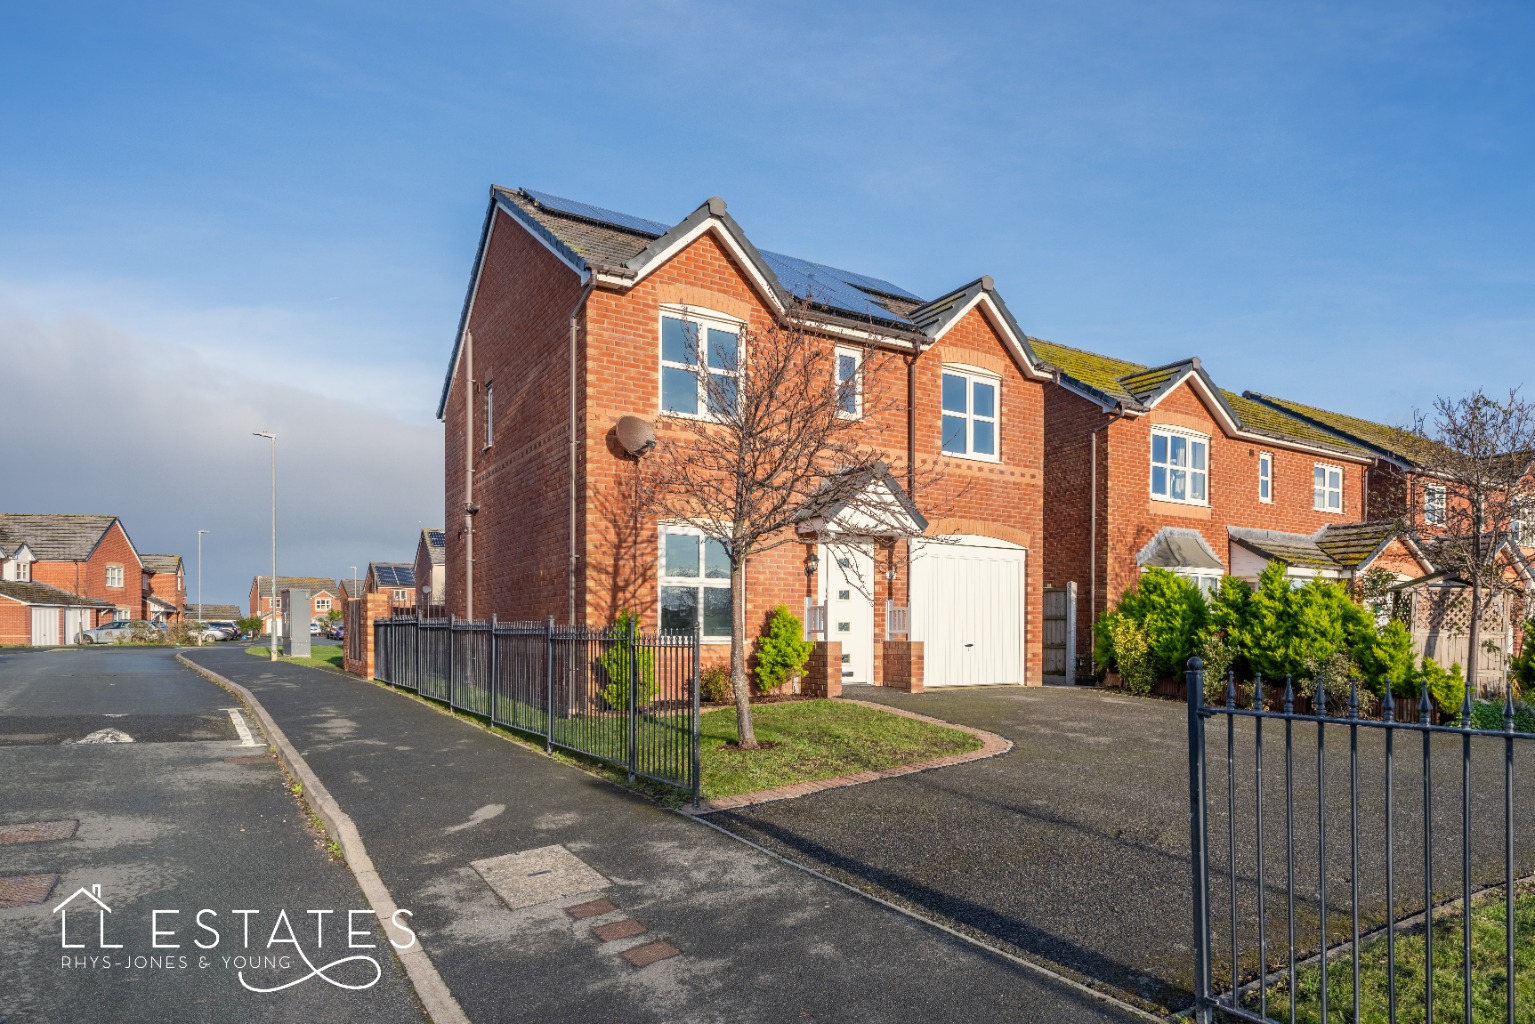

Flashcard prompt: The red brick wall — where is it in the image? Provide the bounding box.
[144,568,185,620]
[444,206,589,623]
[0,599,31,645]
[30,521,141,620]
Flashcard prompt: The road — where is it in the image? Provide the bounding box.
[0,645,424,1024]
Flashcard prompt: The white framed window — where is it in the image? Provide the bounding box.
[315,597,332,612]
[1150,427,1209,505]
[1314,463,1344,513]
[1423,484,1446,526]
[941,367,999,460]
[392,589,408,602]
[659,308,740,420]
[483,382,494,448]
[1178,568,1222,598]
[15,560,29,582]
[1258,452,1273,503]
[835,346,862,419]
[105,565,125,588]
[658,526,732,640]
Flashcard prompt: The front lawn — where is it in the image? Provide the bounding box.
[1251,886,1535,1023]
[245,644,345,672]
[699,700,982,799]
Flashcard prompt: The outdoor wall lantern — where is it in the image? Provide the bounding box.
[804,548,819,578]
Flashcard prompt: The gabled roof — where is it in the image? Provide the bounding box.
[906,277,1049,379]
[1228,527,1344,572]
[250,576,336,596]
[1228,521,1430,575]
[441,186,1047,418]
[187,603,241,620]
[1419,533,1535,587]
[337,579,364,599]
[794,462,928,537]
[419,529,446,565]
[141,554,182,575]
[1313,521,1409,569]
[1027,338,1372,458]
[369,563,415,588]
[0,514,131,563]
[1242,393,1448,466]
[0,580,113,608]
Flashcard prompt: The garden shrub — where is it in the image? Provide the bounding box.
[1300,650,1355,711]
[1512,619,1535,697]
[1112,568,1207,679]
[699,664,731,704]
[1469,698,1535,733]
[1239,564,1296,682]
[754,605,813,693]
[1416,657,1467,722]
[598,611,657,710]
[1197,633,1238,703]
[1356,619,1417,697]
[1105,615,1155,695]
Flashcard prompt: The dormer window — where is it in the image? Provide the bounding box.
[13,560,29,582]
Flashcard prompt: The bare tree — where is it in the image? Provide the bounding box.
[1406,388,1535,688]
[643,300,939,748]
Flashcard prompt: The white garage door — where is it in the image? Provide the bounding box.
[910,536,1026,686]
[31,607,61,646]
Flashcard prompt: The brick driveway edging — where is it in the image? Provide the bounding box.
[689,698,1011,814]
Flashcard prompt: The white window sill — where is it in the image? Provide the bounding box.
[1150,495,1210,509]
[1313,506,1345,515]
[942,450,1001,465]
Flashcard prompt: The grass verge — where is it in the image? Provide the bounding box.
[244,643,345,672]
[1250,885,1535,1023]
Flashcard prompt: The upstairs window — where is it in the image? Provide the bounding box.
[105,565,124,588]
[835,346,862,419]
[660,309,740,419]
[1314,464,1344,513]
[1423,484,1447,526]
[941,368,999,460]
[1150,427,1209,504]
[15,560,29,582]
[315,597,332,612]
[483,382,494,448]
[1258,452,1273,503]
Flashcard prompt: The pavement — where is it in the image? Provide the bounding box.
[711,683,1535,1012]
[0,645,424,1024]
[181,645,1154,1024]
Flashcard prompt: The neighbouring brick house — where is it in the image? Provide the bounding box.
[247,576,340,636]
[140,553,186,624]
[1035,343,1435,681]
[366,562,416,611]
[435,186,1053,689]
[413,529,446,613]
[0,514,143,644]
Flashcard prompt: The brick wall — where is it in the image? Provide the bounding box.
[0,599,30,645]
[30,521,141,621]
[343,593,393,679]
[144,569,185,621]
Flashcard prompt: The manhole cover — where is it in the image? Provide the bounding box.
[0,820,78,846]
[0,874,59,909]
[472,845,611,911]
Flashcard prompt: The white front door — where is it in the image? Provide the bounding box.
[31,607,61,646]
[820,541,875,685]
[910,536,1027,686]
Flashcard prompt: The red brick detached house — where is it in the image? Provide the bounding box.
[140,554,186,624]
[365,562,416,612]
[436,187,1052,688]
[1035,343,1435,679]
[413,529,446,613]
[0,514,141,645]
[247,576,340,635]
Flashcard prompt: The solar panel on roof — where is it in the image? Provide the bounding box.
[522,190,669,237]
[759,251,915,325]
[766,253,921,301]
[372,564,414,588]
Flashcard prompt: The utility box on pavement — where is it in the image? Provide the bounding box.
[282,589,311,658]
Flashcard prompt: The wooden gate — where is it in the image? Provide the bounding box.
[1042,583,1076,685]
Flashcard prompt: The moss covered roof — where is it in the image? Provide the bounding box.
[1243,393,1447,464]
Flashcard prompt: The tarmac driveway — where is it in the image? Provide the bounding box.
[711,684,1535,1013]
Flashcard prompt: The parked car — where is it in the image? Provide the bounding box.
[203,621,241,640]
[80,620,157,644]
[189,623,227,644]
[327,622,345,640]
[309,620,324,636]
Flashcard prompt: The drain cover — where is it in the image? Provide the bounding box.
[0,874,59,909]
[472,845,611,911]
[0,820,79,846]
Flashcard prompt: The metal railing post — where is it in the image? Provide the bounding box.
[489,614,498,720]
[545,615,555,753]
[447,614,455,707]
[1185,656,1212,1024]
[627,615,638,783]
[692,624,702,809]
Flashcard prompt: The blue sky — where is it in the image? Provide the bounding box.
[3,1,1532,601]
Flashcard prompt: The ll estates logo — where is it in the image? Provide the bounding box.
[53,884,416,992]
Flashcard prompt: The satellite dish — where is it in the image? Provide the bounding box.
[615,416,657,458]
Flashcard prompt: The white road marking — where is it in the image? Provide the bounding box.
[74,728,134,744]
[225,708,258,747]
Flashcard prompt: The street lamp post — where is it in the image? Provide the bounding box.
[253,431,277,662]
[197,529,209,622]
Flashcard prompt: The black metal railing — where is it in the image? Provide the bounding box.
[374,615,700,803]
[1186,658,1532,1023]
